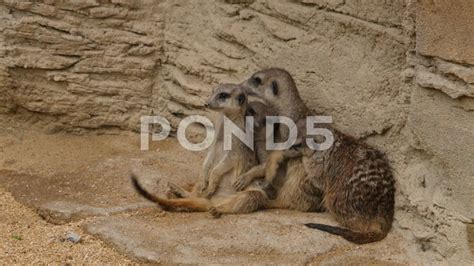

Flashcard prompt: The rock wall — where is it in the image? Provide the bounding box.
[0,0,472,263]
[0,0,165,132]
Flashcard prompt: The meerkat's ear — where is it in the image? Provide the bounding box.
[237,93,246,106]
[271,80,279,95]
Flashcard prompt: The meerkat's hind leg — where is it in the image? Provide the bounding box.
[154,197,213,212]
[210,189,267,217]
[263,198,288,209]
[204,155,233,198]
[132,174,212,212]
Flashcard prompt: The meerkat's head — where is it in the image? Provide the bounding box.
[241,68,301,108]
[205,83,248,115]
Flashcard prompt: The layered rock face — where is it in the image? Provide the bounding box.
[0,0,472,263]
[0,0,165,131]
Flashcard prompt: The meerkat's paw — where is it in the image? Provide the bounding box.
[203,184,218,199]
[165,189,179,199]
[208,207,222,219]
[165,186,181,199]
[233,175,251,191]
[197,181,209,195]
[205,190,216,199]
[165,182,188,198]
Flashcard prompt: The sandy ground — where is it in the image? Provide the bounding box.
[0,189,132,264]
[0,121,152,263]
[0,118,470,264]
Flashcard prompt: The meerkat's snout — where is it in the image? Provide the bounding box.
[240,78,259,97]
[242,84,257,96]
[204,99,217,110]
[204,99,212,109]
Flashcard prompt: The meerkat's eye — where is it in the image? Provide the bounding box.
[237,93,246,105]
[218,92,229,100]
[252,76,262,86]
[271,80,279,95]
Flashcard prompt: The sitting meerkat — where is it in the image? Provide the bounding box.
[131,84,269,216]
[241,68,395,244]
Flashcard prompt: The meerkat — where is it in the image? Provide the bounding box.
[167,100,277,199]
[233,77,325,212]
[233,100,306,195]
[131,84,268,216]
[241,68,395,244]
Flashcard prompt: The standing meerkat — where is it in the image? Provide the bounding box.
[131,84,268,216]
[241,68,395,244]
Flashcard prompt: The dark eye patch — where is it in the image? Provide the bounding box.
[237,93,246,105]
[271,80,278,95]
[218,92,229,100]
[252,76,262,86]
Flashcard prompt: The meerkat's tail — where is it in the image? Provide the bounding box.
[130,173,162,203]
[304,223,387,244]
[130,174,211,212]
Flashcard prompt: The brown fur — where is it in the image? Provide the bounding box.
[132,84,269,216]
[242,68,395,244]
[233,102,306,197]
[231,101,279,192]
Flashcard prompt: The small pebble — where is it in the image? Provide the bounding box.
[65,231,81,244]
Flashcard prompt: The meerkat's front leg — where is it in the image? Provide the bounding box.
[233,163,265,191]
[264,147,304,187]
[204,155,233,199]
